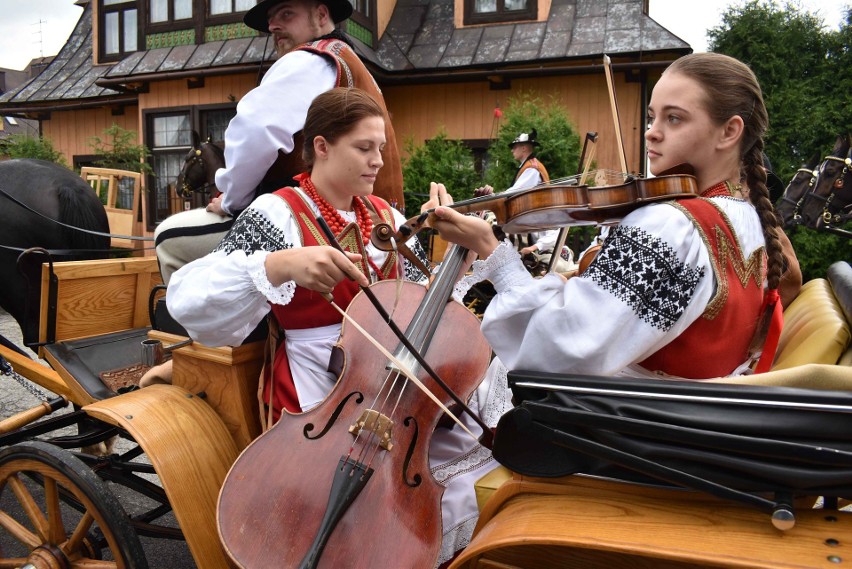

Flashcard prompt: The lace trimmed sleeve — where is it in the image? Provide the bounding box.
[247,250,296,305]
[451,240,529,302]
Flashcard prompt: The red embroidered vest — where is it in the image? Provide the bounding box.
[638,198,766,378]
[264,188,399,416]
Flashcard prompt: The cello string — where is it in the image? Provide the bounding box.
[362,370,415,471]
[327,300,475,439]
[347,365,400,462]
[389,235,403,322]
[351,369,403,465]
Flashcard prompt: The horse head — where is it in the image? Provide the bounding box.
[175,130,224,199]
[775,158,819,230]
[798,135,852,232]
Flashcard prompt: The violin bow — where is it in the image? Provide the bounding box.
[547,132,598,274]
[603,54,630,181]
[315,215,495,448]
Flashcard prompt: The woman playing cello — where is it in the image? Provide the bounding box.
[167,87,512,567]
[427,52,787,382]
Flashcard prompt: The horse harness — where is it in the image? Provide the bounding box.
[178,147,219,199]
[778,166,817,224]
[815,150,852,226]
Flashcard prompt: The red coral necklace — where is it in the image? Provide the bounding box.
[702,180,743,198]
[295,172,373,246]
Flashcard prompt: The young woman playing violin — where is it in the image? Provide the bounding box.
[426,52,787,381]
[167,87,511,567]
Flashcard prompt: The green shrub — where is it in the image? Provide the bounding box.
[483,92,582,191]
[788,224,852,281]
[88,123,153,175]
[0,134,66,164]
[401,129,480,217]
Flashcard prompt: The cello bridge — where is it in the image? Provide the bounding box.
[349,409,394,451]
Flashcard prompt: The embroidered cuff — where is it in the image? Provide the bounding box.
[248,251,296,305]
[451,241,527,301]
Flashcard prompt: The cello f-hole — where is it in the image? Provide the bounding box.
[304,391,365,440]
[402,416,422,488]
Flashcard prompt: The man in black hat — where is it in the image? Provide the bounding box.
[506,129,549,193]
[155,0,403,284]
[477,129,574,271]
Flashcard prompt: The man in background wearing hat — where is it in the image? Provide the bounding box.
[154,0,403,284]
[478,129,575,272]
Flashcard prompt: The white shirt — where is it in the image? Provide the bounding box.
[215,51,338,215]
[167,189,430,409]
[168,190,428,347]
[504,159,559,252]
[465,196,766,378]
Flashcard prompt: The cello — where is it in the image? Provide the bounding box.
[217,234,492,568]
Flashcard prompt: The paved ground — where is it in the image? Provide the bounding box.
[0,307,197,568]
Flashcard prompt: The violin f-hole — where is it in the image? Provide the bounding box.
[304,391,364,440]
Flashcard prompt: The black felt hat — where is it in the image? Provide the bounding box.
[244,0,354,33]
[509,129,540,148]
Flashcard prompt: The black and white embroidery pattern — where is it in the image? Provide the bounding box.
[585,224,703,331]
[215,208,292,255]
[403,238,430,283]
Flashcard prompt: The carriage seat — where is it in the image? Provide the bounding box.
[770,261,851,370]
[828,261,852,365]
[42,327,153,405]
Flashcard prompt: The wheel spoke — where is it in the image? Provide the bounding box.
[63,511,94,555]
[0,508,41,548]
[70,560,119,569]
[7,474,49,541]
[0,442,148,569]
[45,476,68,544]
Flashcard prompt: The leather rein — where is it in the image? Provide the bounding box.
[0,185,154,256]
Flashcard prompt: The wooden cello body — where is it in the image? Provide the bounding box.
[217,247,491,568]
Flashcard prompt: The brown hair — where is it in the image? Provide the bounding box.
[302,87,385,168]
[665,53,784,292]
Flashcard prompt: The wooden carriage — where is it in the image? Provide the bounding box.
[0,253,851,568]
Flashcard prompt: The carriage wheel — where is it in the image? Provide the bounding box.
[0,441,148,569]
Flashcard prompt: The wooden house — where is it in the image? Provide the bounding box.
[0,63,51,143]
[0,0,690,234]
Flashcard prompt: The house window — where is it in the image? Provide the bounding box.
[149,0,193,23]
[346,0,376,47]
[350,0,371,18]
[210,0,256,16]
[145,107,236,227]
[464,0,536,25]
[101,0,139,60]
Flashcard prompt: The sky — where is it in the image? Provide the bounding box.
[648,0,849,53]
[0,0,849,71]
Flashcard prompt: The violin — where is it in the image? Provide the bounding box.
[394,163,698,240]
